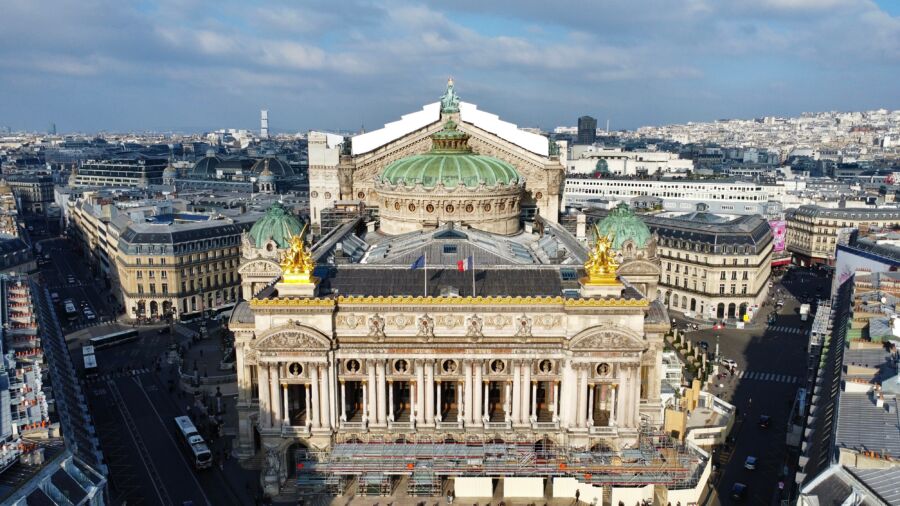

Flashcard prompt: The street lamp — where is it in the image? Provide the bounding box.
[715,334,720,362]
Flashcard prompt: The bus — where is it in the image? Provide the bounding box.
[174,416,212,469]
[82,344,98,375]
[89,329,139,350]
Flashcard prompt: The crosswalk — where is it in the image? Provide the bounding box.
[737,370,800,383]
[766,325,807,335]
[83,368,151,384]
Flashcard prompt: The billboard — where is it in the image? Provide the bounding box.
[769,220,786,252]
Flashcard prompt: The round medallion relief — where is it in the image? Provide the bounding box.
[499,202,506,211]
[484,203,491,212]
[346,359,361,373]
[324,192,332,199]
[426,204,435,213]
[357,191,365,199]
[445,204,455,213]
[408,203,416,212]
[535,192,543,200]
[465,204,474,213]
[490,359,506,374]
[596,363,611,376]
[441,359,458,373]
[394,201,401,210]
[288,362,303,376]
[310,191,318,198]
[394,359,410,374]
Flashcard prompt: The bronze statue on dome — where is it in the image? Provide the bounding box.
[440,77,460,114]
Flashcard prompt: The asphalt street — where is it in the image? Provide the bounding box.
[676,267,831,505]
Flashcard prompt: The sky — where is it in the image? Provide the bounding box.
[1,0,898,134]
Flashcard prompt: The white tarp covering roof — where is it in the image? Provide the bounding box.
[351,101,549,158]
[352,103,440,155]
[459,102,548,157]
[324,132,345,149]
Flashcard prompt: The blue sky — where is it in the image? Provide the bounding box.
[1,0,898,133]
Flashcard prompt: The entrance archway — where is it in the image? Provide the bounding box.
[286,441,310,478]
[690,298,697,311]
[149,300,159,317]
[727,303,736,319]
[717,303,725,319]
[739,303,748,319]
[664,291,671,306]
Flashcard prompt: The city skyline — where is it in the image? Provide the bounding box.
[1,0,899,133]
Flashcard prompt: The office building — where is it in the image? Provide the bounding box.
[785,205,900,266]
[577,115,597,145]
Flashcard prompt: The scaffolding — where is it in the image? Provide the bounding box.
[314,424,707,496]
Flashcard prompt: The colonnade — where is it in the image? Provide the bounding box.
[250,358,644,433]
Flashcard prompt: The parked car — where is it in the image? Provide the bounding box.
[721,358,737,369]
[731,483,748,500]
[744,456,757,470]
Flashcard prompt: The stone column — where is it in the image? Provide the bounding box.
[587,384,595,426]
[511,361,522,424]
[610,384,617,426]
[368,360,378,423]
[305,383,311,426]
[377,360,387,425]
[425,360,435,425]
[504,381,512,422]
[458,380,465,424]
[340,381,347,422]
[481,381,491,419]
[416,360,425,425]
[631,365,641,426]
[531,381,537,421]
[310,364,320,428]
[235,344,247,404]
[388,380,394,422]
[464,361,473,425]
[258,364,271,428]
[320,364,331,430]
[522,361,532,424]
[616,377,626,427]
[362,383,368,425]
[577,366,588,428]
[553,381,560,422]
[327,360,336,429]
[282,384,290,426]
[435,380,442,421]
[473,361,483,425]
[271,365,282,427]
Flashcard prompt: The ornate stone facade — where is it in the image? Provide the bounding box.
[231,290,668,492]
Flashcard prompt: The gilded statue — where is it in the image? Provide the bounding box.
[585,228,618,282]
[280,225,315,283]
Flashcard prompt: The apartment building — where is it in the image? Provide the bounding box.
[785,205,900,266]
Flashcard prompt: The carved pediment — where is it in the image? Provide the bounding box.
[239,259,282,275]
[251,322,331,351]
[569,323,646,351]
[616,259,661,277]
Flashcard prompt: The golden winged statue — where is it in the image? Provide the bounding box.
[280,225,315,284]
[584,228,618,283]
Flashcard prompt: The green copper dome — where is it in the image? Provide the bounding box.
[249,203,302,249]
[595,203,652,250]
[379,121,521,189]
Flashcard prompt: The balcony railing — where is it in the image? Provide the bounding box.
[588,425,618,436]
[484,421,511,430]
[532,421,560,430]
[282,424,311,437]
[339,420,367,431]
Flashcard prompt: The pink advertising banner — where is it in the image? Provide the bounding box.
[769,220,786,252]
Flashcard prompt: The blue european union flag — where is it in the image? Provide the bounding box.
[410,255,425,270]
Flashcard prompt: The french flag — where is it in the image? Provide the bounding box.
[457,255,473,272]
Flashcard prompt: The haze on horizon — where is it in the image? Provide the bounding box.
[1,0,898,134]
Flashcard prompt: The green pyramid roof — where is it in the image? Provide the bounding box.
[248,202,302,249]
[595,203,652,250]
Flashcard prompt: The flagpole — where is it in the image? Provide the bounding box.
[471,255,475,296]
